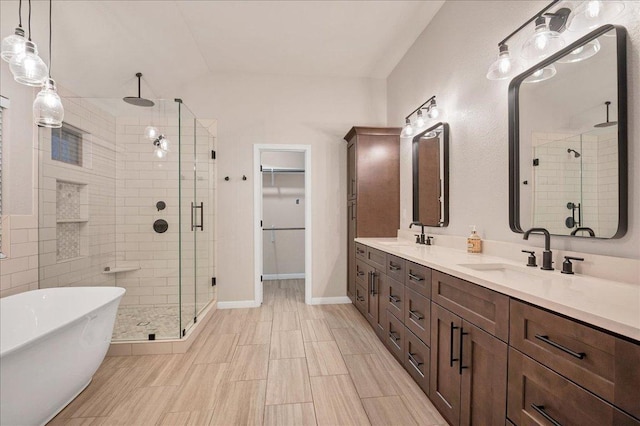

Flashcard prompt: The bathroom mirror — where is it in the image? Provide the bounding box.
[412,122,449,227]
[509,25,627,239]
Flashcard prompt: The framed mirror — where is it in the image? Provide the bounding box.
[412,122,449,227]
[509,25,627,239]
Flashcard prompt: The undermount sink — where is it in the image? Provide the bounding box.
[457,263,547,282]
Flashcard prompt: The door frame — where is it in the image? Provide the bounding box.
[253,144,312,305]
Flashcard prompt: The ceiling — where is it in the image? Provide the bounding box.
[0,1,444,99]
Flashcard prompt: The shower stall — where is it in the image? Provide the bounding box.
[37,96,216,341]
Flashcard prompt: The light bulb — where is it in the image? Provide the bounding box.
[415,111,425,127]
[144,126,160,140]
[486,44,521,81]
[521,16,565,60]
[557,39,600,64]
[154,146,167,159]
[1,27,26,62]
[567,1,624,31]
[159,136,170,151]
[586,1,602,18]
[33,78,64,128]
[524,65,557,83]
[401,118,414,137]
[9,40,48,86]
[428,103,439,119]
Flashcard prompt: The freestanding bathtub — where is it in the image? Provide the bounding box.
[0,286,125,426]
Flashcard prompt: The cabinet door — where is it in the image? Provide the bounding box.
[347,201,356,302]
[347,140,356,200]
[460,320,507,426]
[430,303,462,426]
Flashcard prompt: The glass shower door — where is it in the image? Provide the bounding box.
[194,120,213,316]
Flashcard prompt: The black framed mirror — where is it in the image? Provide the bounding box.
[412,122,449,227]
[509,25,627,239]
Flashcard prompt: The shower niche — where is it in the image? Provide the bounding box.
[38,96,216,342]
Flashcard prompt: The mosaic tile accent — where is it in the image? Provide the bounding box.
[112,305,197,341]
[57,181,82,220]
[57,223,80,260]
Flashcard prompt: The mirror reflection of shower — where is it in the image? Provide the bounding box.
[567,148,581,158]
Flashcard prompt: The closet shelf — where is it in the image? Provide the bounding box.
[261,166,305,173]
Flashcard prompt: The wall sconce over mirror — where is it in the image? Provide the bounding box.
[508,25,627,239]
[412,122,449,227]
[402,95,439,137]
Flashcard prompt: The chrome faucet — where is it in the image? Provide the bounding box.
[523,227,554,270]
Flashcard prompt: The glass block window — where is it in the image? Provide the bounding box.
[52,123,83,166]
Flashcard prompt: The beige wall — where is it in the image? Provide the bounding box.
[388,1,640,259]
[179,72,386,302]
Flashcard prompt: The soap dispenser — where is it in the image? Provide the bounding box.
[467,226,482,254]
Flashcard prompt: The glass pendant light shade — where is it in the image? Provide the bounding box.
[144,125,160,140]
[154,146,167,159]
[522,16,565,60]
[415,110,425,128]
[428,103,439,119]
[567,1,625,32]
[486,44,522,80]
[401,118,414,137]
[557,39,600,63]
[524,64,557,83]
[33,77,64,128]
[159,135,170,151]
[1,27,26,62]
[10,40,48,86]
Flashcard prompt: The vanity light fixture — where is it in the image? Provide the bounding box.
[521,15,565,60]
[9,0,48,86]
[401,95,438,138]
[567,1,625,32]
[524,64,557,83]
[1,0,26,62]
[486,44,522,80]
[33,0,64,128]
[153,134,170,159]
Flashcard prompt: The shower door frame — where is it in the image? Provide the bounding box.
[253,144,312,306]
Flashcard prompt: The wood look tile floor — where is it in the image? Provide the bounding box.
[48,280,446,426]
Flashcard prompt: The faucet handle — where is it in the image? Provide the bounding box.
[521,250,537,267]
[414,234,421,243]
[561,256,584,275]
[426,236,434,246]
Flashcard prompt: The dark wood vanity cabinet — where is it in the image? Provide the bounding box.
[345,127,400,301]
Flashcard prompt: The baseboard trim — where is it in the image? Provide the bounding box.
[262,273,306,280]
[218,300,261,309]
[310,296,352,305]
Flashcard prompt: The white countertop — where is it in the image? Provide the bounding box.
[355,238,640,342]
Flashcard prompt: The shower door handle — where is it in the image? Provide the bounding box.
[191,202,204,231]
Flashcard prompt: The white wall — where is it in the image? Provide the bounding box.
[179,72,386,302]
[388,1,640,259]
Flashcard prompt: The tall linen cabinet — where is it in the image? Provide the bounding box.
[344,127,401,302]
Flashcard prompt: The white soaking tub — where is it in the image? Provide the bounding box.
[0,287,125,426]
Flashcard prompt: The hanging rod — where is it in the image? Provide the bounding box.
[261,166,305,173]
[262,227,305,231]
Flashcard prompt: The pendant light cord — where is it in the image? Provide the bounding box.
[49,0,52,77]
[28,0,31,40]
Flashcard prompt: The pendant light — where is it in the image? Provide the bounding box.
[486,44,522,80]
[401,118,414,138]
[9,0,48,86]
[557,39,600,63]
[33,0,64,128]
[415,110,425,128]
[521,16,565,60]
[567,1,625,32]
[427,99,439,119]
[1,0,26,62]
[524,64,557,84]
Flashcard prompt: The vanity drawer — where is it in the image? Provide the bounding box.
[382,276,405,321]
[355,259,369,288]
[365,246,386,270]
[507,348,639,426]
[510,300,640,418]
[404,327,430,396]
[405,261,431,297]
[385,310,405,363]
[386,254,405,283]
[404,287,430,347]
[355,242,367,260]
[355,284,367,315]
[431,270,509,341]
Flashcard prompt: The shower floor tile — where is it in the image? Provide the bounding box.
[113,305,196,341]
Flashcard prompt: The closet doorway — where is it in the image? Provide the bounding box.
[253,145,312,306]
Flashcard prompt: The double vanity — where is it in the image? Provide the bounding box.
[353,238,639,426]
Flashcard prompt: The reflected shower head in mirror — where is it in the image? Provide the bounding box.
[567,148,581,158]
[594,101,617,127]
[123,72,154,107]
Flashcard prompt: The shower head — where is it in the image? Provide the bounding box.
[567,148,581,158]
[594,101,617,128]
[123,73,155,107]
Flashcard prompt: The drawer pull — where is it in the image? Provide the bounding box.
[357,270,364,276]
[356,295,365,302]
[408,352,425,377]
[388,295,401,303]
[408,272,424,282]
[389,263,401,271]
[531,404,563,426]
[459,327,469,375]
[389,331,400,342]
[369,272,377,295]
[408,309,424,321]
[450,322,459,367]
[535,334,585,360]
[356,248,365,255]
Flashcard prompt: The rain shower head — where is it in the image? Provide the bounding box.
[123,73,154,107]
[567,148,581,158]
[594,101,617,128]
